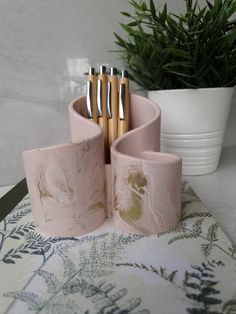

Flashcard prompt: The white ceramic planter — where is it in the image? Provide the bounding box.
[148,87,235,175]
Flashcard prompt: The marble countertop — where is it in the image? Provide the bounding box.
[1,145,235,246]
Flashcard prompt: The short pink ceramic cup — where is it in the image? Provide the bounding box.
[23,141,106,237]
[110,94,182,235]
[111,150,182,235]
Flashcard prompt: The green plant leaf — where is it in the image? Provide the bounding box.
[141,1,147,12]
[165,47,191,59]
[164,70,195,78]
[160,3,167,24]
[121,11,132,18]
[149,0,156,18]
[130,0,144,12]
[164,61,193,69]
[113,33,131,50]
[127,21,138,27]
[120,23,135,34]
[207,1,213,10]
[113,0,236,89]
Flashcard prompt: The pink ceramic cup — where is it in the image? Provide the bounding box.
[22,141,106,237]
[111,150,182,235]
[110,94,182,235]
[69,94,182,235]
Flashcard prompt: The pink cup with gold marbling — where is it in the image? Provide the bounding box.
[69,94,182,235]
[23,140,106,237]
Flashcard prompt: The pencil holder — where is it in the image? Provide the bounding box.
[69,94,182,235]
[22,140,106,237]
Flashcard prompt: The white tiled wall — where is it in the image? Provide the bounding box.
[0,0,235,185]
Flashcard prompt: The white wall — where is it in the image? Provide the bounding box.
[0,0,235,185]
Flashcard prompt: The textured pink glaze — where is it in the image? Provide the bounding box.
[23,141,105,237]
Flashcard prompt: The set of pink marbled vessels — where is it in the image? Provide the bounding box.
[23,95,182,237]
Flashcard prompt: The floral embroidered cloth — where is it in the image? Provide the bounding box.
[0,182,235,314]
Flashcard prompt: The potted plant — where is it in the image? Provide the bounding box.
[114,0,236,175]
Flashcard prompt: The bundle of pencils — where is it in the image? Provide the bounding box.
[86,65,129,163]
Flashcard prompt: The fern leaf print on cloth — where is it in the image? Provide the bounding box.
[0,182,236,314]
